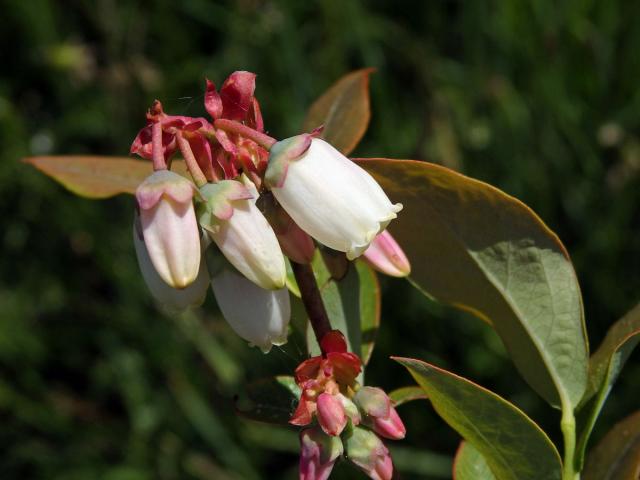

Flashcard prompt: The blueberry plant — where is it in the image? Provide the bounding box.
[25,70,640,480]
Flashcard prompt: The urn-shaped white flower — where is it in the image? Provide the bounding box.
[133,212,210,311]
[211,267,290,352]
[136,170,201,288]
[198,180,286,290]
[265,136,402,260]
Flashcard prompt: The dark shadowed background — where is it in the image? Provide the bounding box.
[1,1,639,478]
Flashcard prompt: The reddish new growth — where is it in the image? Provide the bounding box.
[291,331,406,480]
[130,71,269,187]
[291,330,362,432]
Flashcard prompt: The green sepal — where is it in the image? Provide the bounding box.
[197,180,252,233]
[264,134,312,188]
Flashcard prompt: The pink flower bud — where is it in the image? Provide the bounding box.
[299,427,343,480]
[133,212,209,311]
[362,230,411,277]
[354,387,391,419]
[316,393,347,436]
[344,426,393,480]
[355,387,406,440]
[371,406,406,440]
[266,137,402,260]
[135,171,200,288]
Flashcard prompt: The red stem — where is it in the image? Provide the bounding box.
[214,119,277,150]
[291,261,332,353]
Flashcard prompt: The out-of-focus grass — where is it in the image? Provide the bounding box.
[0,1,638,478]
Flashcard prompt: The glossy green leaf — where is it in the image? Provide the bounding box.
[302,68,374,156]
[234,375,300,425]
[388,386,428,406]
[576,303,640,468]
[583,410,640,480]
[454,442,497,480]
[307,260,381,366]
[395,357,562,480]
[357,158,588,409]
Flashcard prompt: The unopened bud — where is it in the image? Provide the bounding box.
[299,427,343,480]
[355,387,406,440]
[354,387,391,418]
[362,230,410,277]
[371,406,406,440]
[133,212,209,310]
[316,393,347,436]
[135,171,200,288]
[344,426,393,480]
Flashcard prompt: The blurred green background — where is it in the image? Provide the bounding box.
[1,0,639,478]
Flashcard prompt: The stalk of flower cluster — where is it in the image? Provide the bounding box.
[291,261,332,350]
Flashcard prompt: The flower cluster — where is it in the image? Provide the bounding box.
[292,331,405,480]
[130,71,410,353]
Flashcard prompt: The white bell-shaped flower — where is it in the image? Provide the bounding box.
[211,267,290,353]
[198,180,286,290]
[136,170,201,288]
[265,136,402,260]
[133,213,210,311]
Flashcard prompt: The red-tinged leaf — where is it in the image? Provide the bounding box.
[576,303,640,468]
[356,158,588,410]
[302,68,374,156]
[388,386,428,406]
[234,375,301,425]
[583,410,640,480]
[23,156,189,199]
[395,357,562,480]
[454,442,496,480]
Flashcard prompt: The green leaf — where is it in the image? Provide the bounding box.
[454,442,497,480]
[395,357,562,480]
[388,386,428,406]
[234,375,300,425]
[576,303,640,468]
[357,158,588,409]
[583,410,640,480]
[307,260,381,366]
[302,68,374,156]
